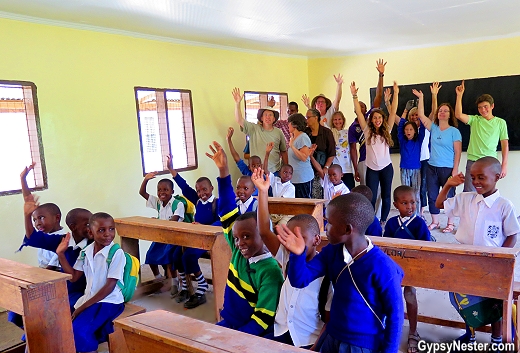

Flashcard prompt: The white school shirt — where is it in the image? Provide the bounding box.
[146,194,184,221]
[237,196,255,214]
[199,195,215,205]
[38,229,67,268]
[73,241,125,308]
[269,172,295,198]
[274,245,333,347]
[321,175,349,203]
[444,190,520,247]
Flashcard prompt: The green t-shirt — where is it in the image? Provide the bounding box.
[467,115,508,161]
[242,120,287,173]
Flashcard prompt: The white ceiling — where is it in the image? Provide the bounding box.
[1,0,519,57]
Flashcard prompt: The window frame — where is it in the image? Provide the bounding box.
[0,80,47,196]
[134,86,198,177]
[243,91,289,124]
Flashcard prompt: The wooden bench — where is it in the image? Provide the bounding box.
[0,257,75,353]
[318,235,519,342]
[108,303,146,353]
[267,197,326,231]
[114,216,231,322]
[114,310,308,352]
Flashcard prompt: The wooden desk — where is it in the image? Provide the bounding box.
[114,216,231,322]
[318,234,518,342]
[267,197,326,231]
[0,258,75,353]
[114,310,307,352]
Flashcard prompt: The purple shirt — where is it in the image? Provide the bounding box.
[348,119,366,163]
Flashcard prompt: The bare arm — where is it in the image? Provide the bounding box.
[139,172,156,200]
[500,139,509,179]
[453,141,462,176]
[166,155,178,177]
[435,173,464,209]
[412,89,432,131]
[206,141,230,179]
[386,81,399,128]
[503,234,517,248]
[397,99,414,126]
[20,162,36,198]
[309,147,325,179]
[289,133,311,161]
[225,127,241,163]
[332,74,343,111]
[373,58,386,108]
[454,81,470,124]
[56,234,84,282]
[301,94,311,110]
[232,87,245,128]
[429,82,441,120]
[280,150,288,165]
[349,143,360,182]
[264,142,273,173]
[350,82,367,130]
[24,195,39,238]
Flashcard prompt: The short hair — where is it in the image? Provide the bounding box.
[238,175,255,188]
[249,155,261,164]
[393,185,415,201]
[236,211,257,223]
[434,103,458,127]
[65,208,92,227]
[288,214,320,238]
[329,164,342,174]
[331,111,346,130]
[288,101,299,110]
[196,177,212,186]
[37,203,61,217]
[328,193,374,235]
[280,164,293,173]
[403,121,419,141]
[308,108,322,122]
[476,94,494,106]
[474,156,501,175]
[158,178,174,189]
[351,185,373,202]
[89,212,114,228]
[288,113,307,132]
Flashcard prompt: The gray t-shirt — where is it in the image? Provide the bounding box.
[288,133,314,184]
[242,120,287,172]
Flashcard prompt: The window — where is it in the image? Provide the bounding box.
[135,87,197,175]
[243,91,289,123]
[0,81,47,196]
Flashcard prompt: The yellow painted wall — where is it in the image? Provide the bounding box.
[0,18,308,264]
[308,36,520,210]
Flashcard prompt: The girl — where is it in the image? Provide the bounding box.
[328,111,355,190]
[287,113,314,198]
[351,81,399,225]
[412,88,462,233]
[56,213,125,353]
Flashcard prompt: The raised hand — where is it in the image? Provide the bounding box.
[266,142,274,153]
[309,144,317,155]
[350,82,359,96]
[455,80,465,96]
[251,167,270,193]
[384,88,392,105]
[393,81,399,95]
[144,172,157,181]
[334,73,344,85]
[376,58,387,74]
[276,224,306,255]
[232,87,243,104]
[412,89,423,98]
[430,81,442,95]
[446,173,465,187]
[24,194,39,215]
[331,191,343,200]
[267,96,276,108]
[227,127,234,140]
[301,94,310,109]
[20,162,36,179]
[405,100,415,111]
[56,232,71,255]
[205,141,228,170]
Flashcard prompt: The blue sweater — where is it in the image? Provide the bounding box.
[173,174,219,225]
[288,243,403,353]
[384,216,431,241]
[366,216,383,237]
[398,119,425,170]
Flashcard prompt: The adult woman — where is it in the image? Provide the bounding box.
[287,114,314,198]
[304,108,336,198]
[328,111,355,190]
[351,81,399,224]
[413,88,461,233]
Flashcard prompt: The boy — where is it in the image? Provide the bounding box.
[436,156,520,345]
[206,141,283,336]
[252,168,332,348]
[236,175,258,214]
[454,81,509,191]
[264,142,295,197]
[277,193,404,352]
[384,185,431,353]
[226,126,262,178]
[139,172,184,280]
[56,212,125,353]
[350,185,382,236]
[167,155,216,308]
[309,152,349,202]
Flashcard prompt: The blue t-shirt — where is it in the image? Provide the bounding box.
[288,133,314,184]
[428,124,462,168]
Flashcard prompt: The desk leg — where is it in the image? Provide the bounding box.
[209,234,232,323]
[502,297,513,343]
[312,204,324,232]
[121,237,141,286]
[23,281,75,353]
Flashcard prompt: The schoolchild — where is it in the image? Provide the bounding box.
[308,156,349,203]
[350,185,382,237]
[236,175,258,214]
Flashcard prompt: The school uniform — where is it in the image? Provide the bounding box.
[144,194,184,265]
[237,196,258,214]
[321,175,349,203]
[269,172,295,198]
[72,241,125,352]
[384,215,431,241]
[366,216,383,237]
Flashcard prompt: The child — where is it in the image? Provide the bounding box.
[397,118,425,212]
[277,193,404,352]
[56,212,125,353]
[350,185,382,237]
[309,150,349,202]
[252,168,332,348]
[226,126,262,179]
[384,185,431,353]
[139,172,184,280]
[454,81,509,192]
[206,141,283,336]
[236,175,258,214]
[265,143,295,225]
[436,156,519,345]
[167,155,216,308]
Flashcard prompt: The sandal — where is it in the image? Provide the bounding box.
[408,332,421,353]
[442,223,455,233]
[428,222,440,230]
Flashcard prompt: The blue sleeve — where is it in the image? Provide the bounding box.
[217,175,239,218]
[397,119,405,144]
[366,218,383,237]
[452,127,462,142]
[287,246,328,288]
[236,160,252,176]
[417,219,432,241]
[20,230,63,252]
[417,123,426,144]
[383,218,398,238]
[173,174,198,205]
[381,266,404,353]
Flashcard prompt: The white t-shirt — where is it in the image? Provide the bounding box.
[146,194,184,221]
[420,129,430,161]
[364,126,392,171]
[269,172,295,198]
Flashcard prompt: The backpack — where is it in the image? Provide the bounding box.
[157,195,195,223]
[78,243,139,302]
[449,292,503,328]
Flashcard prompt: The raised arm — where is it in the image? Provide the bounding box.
[309,145,325,179]
[232,87,245,128]
[251,168,280,255]
[412,89,432,131]
[373,58,386,109]
[20,162,36,198]
[384,88,393,118]
[263,142,273,174]
[396,99,414,126]
[56,233,84,282]
[226,127,241,163]
[349,142,360,182]
[351,82,367,130]
[435,173,464,209]
[454,80,470,124]
[332,74,344,111]
[167,155,198,204]
[429,82,441,120]
[386,81,399,128]
[23,194,39,238]
[139,172,156,200]
[301,94,311,110]
[288,134,311,162]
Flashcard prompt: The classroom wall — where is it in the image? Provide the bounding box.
[308,36,520,210]
[0,18,308,264]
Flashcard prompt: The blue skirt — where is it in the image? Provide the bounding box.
[73,302,124,352]
[145,242,177,265]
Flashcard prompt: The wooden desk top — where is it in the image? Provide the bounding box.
[0,258,71,289]
[115,310,307,352]
[267,197,326,206]
[115,216,223,234]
